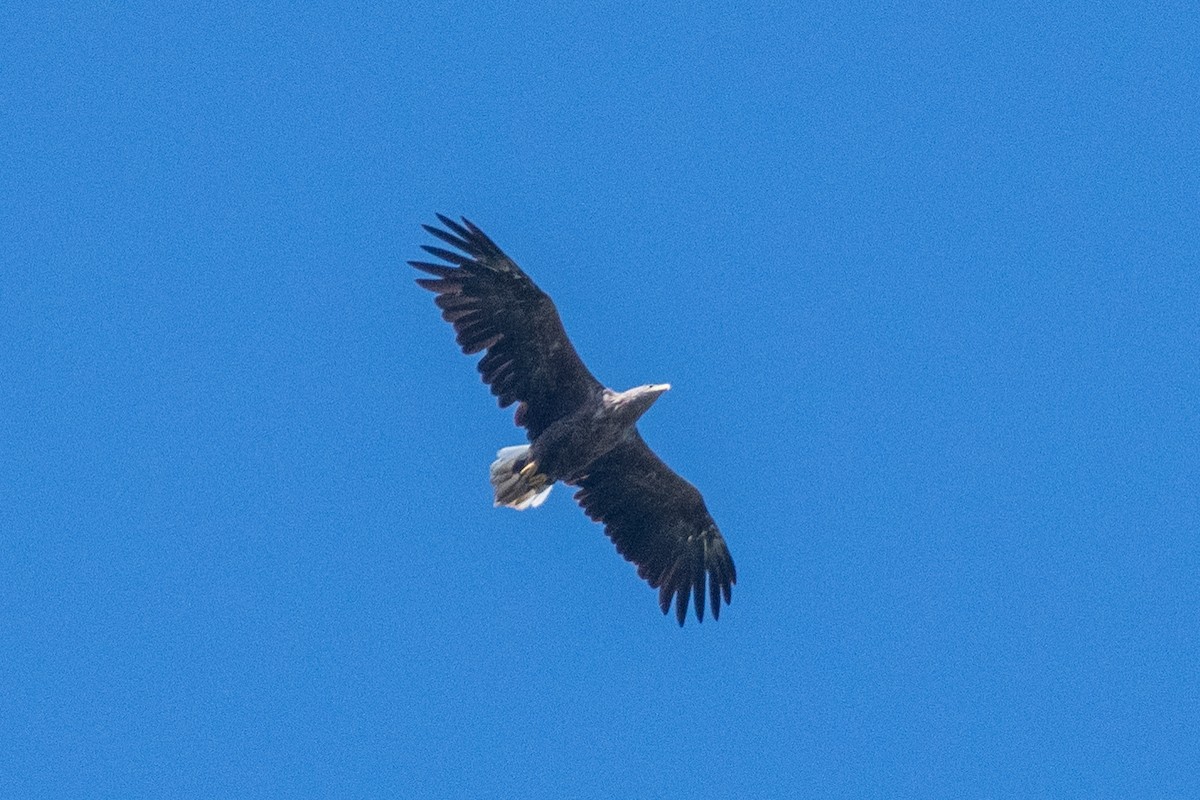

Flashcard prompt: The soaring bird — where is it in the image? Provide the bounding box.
[411,215,735,624]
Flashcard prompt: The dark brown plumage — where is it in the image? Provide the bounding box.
[411,215,736,624]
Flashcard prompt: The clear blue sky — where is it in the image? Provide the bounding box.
[3,2,1197,798]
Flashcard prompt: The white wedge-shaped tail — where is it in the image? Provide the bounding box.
[489,444,552,510]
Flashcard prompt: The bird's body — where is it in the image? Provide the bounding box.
[411,215,736,624]
[530,385,670,482]
[488,384,670,509]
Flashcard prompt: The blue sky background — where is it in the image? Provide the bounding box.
[3,2,1197,797]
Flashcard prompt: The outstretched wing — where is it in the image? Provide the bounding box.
[573,431,736,625]
[411,215,603,438]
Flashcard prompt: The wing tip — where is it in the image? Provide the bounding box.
[419,214,511,268]
[669,563,734,627]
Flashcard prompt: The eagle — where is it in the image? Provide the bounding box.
[411,215,736,624]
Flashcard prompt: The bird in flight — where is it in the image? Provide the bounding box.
[411,215,735,624]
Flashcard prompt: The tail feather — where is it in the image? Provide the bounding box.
[489,445,552,510]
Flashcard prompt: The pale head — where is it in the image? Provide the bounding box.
[607,383,671,423]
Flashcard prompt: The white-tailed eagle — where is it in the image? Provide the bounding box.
[411,215,736,624]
